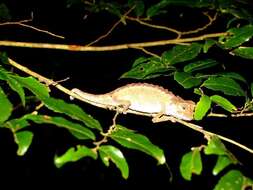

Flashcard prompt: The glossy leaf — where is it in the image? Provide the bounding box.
[162,43,202,65]
[202,77,245,96]
[183,59,218,73]
[120,57,174,79]
[218,72,247,83]
[42,97,102,131]
[12,76,49,99]
[203,39,216,53]
[213,156,233,176]
[194,95,211,120]
[54,145,97,168]
[4,117,30,131]
[174,72,202,89]
[0,67,25,106]
[232,46,253,59]
[109,125,165,164]
[99,145,129,179]
[14,131,33,156]
[222,25,253,49]
[180,149,202,181]
[210,95,237,112]
[24,114,95,140]
[214,170,253,190]
[0,86,13,123]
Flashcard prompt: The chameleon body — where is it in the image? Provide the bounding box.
[71,83,196,122]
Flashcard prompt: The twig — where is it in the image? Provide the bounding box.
[7,57,253,154]
[0,32,228,51]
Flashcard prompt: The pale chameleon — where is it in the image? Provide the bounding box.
[71,83,196,122]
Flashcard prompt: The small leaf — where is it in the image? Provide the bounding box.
[214,170,253,190]
[162,43,202,65]
[54,145,97,168]
[99,145,129,179]
[24,114,96,140]
[174,72,202,89]
[0,3,11,21]
[14,131,33,156]
[251,83,253,97]
[146,0,170,17]
[0,86,13,123]
[180,149,202,181]
[42,97,102,131]
[0,67,25,106]
[218,72,247,83]
[128,0,145,17]
[213,156,233,176]
[202,77,245,96]
[210,95,237,112]
[222,25,253,49]
[203,39,216,53]
[4,117,30,131]
[109,125,165,165]
[194,95,211,120]
[231,46,253,59]
[120,57,175,80]
[183,59,218,73]
[12,76,49,99]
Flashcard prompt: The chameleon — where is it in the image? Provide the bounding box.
[71,83,196,122]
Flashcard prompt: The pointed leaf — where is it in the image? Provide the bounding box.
[162,43,202,65]
[109,125,165,164]
[214,170,253,190]
[42,97,102,131]
[218,72,247,83]
[0,67,25,106]
[203,39,216,53]
[194,95,211,120]
[223,25,253,49]
[24,114,95,140]
[3,117,30,131]
[213,156,233,176]
[14,131,33,156]
[12,76,49,99]
[0,86,13,123]
[128,0,145,17]
[174,71,202,89]
[180,149,202,181]
[183,59,218,73]
[120,57,174,80]
[210,95,237,112]
[54,145,97,168]
[202,77,245,96]
[232,46,253,59]
[99,145,129,179]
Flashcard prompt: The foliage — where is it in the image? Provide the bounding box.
[1,0,253,189]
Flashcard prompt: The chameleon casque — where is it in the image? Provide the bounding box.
[71,83,196,122]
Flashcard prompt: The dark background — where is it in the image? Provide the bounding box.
[0,0,253,189]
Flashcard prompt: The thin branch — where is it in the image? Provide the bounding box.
[0,13,65,39]
[0,32,228,51]
[7,57,253,154]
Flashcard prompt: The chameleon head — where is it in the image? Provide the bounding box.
[167,100,196,121]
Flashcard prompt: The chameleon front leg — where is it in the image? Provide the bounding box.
[112,97,131,114]
[152,114,176,123]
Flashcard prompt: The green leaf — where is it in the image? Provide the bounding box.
[213,156,233,176]
[214,170,253,190]
[54,145,97,168]
[180,149,202,181]
[0,3,11,21]
[194,95,211,120]
[202,77,245,96]
[12,76,49,99]
[232,47,253,59]
[120,57,175,80]
[109,125,165,164]
[146,0,170,17]
[183,59,218,73]
[99,145,129,179]
[42,97,102,131]
[128,0,145,17]
[14,131,33,156]
[251,83,253,97]
[203,39,216,53]
[174,72,202,89]
[0,86,13,123]
[0,67,25,106]
[222,25,253,49]
[210,95,237,112]
[4,117,30,131]
[162,43,202,65]
[24,114,96,140]
[218,72,247,83]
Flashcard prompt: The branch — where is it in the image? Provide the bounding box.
[0,32,228,51]
[6,57,253,154]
